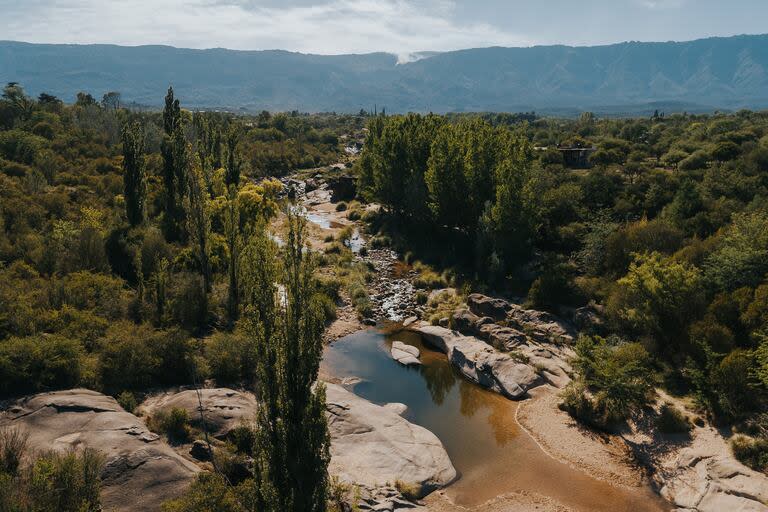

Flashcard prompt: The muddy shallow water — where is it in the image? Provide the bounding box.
[322,327,670,512]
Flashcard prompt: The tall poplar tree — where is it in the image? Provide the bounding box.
[161,86,187,241]
[121,122,146,226]
[240,212,329,512]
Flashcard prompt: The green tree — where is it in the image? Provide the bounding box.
[160,87,187,241]
[241,212,329,512]
[121,122,147,226]
[704,211,768,291]
[609,252,704,351]
[225,128,242,187]
[185,156,213,300]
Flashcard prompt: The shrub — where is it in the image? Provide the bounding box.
[412,262,448,290]
[394,479,420,500]
[27,448,104,512]
[150,407,191,442]
[712,349,757,419]
[99,323,199,393]
[206,332,255,385]
[562,336,654,428]
[731,435,768,473]
[0,335,83,396]
[347,208,362,221]
[369,235,391,249]
[335,202,347,212]
[316,293,337,322]
[228,424,257,456]
[116,391,137,413]
[53,271,129,320]
[161,472,251,512]
[655,403,692,434]
[0,428,28,475]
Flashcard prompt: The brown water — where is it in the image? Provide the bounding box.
[322,328,670,511]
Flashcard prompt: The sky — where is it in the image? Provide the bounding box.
[1,0,767,62]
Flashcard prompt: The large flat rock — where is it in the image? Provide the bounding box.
[325,383,456,497]
[0,389,199,511]
[414,324,541,399]
[139,388,258,439]
[658,428,768,512]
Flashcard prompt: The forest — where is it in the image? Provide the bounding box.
[3,77,768,510]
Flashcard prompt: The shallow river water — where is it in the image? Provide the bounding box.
[322,327,670,512]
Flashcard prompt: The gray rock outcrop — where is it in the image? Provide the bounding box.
[391,341,421,366]
[325,383,456,498]
[414,324,542,399]
[467,293,575,344]
[657,428,768,512]
[0,389,199,511]
[139,388,258,439]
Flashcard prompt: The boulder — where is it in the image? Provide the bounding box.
[325,383,456,497]
[304,178,320,192]
[414,324,541,399]
[467,293,511,321]
[391,341,421,366]
[139,388,257,439]
[189,439,212,461]
[466,293,575,344]
[506,303,575,344]
[0,389,199,511]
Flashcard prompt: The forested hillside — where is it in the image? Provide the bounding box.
[2,34,768,112]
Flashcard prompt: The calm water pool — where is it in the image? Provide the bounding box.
[322,327,669,511]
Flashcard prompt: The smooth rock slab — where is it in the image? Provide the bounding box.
[391,341,421,366]
[0,389,199,512]
[325,383,456,497]
[139,388,258,439]
[414,324,541,399]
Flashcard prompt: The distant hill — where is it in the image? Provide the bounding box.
[2,35,768,114]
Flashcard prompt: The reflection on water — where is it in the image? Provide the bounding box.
[322,328,670,512]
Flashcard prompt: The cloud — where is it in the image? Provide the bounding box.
[635,0,687,9]
[0,0,531,58]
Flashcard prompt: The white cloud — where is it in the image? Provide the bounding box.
[635,0,687,9]
[0,0,531,58]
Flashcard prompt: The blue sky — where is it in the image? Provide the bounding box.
[1,0,766,60]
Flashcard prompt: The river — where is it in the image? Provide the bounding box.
[322,326,670,511]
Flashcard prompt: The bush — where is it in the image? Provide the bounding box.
[562,336,654,428]
[99,323,199,393]
[335,202,347,212]
[161,472,252,512]
[731,435,768,473]
[116,391,137,413]
[412,262,448,290]
[369,235,391,249]
[712,349,757,419]
[655,403,692,434]
[228,423,257,456]
[26,449,104,512]
[0,335,83,396]
[150,407,191,442]
[206,332,256,385]
[0,428,28,475]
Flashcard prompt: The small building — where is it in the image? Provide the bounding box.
[557,144,597,169]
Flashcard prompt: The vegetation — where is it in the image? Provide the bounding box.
[357,109,768,438]
[0,427,104,512]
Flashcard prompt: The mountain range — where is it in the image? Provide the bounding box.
[2,34,768,114]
